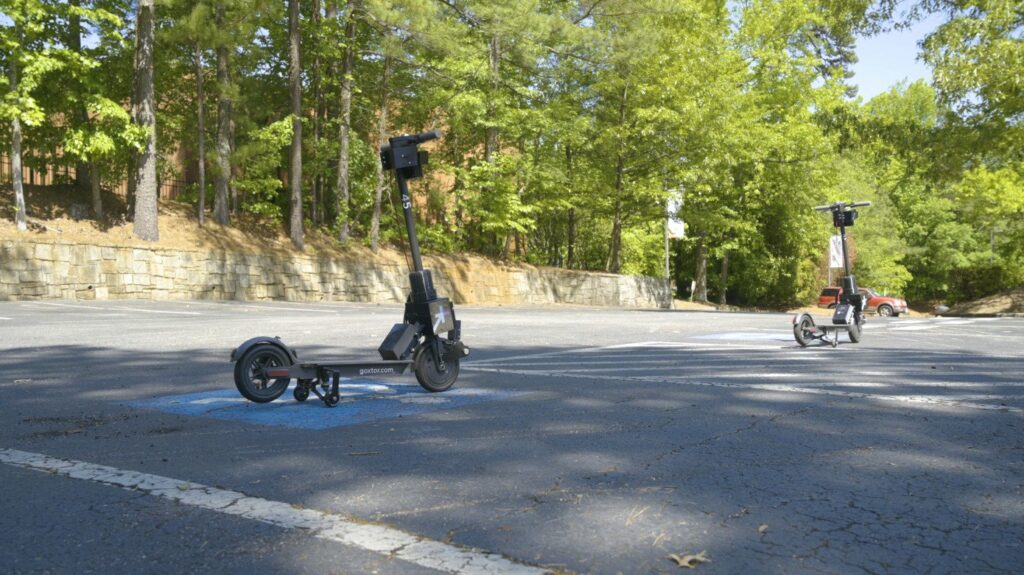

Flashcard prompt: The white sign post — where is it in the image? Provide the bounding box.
[665,194,685,309]
[828,235,844,285]
[666,196,686,240]
[829,235,843,268]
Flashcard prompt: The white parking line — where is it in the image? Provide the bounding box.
[24,302,113,311]
[490,357,746,367]
[463,366,1024,415]
[469,341,783,365]
[28,301,200,316]
[0,316,11,320]
[181,300,334,313]
[236,303,334,313]
[0,448,546,575]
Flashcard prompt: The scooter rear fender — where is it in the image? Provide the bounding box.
[230,336,299,364]
[792,312,815,326]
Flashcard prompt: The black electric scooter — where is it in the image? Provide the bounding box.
[230,130,470,407]
[793,201,871,348]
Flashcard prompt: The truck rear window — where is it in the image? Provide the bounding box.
[821,288,840,297]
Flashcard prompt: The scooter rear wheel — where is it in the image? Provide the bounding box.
[234,345,292,403]
[793,316,815,347]
[414,344,459,392]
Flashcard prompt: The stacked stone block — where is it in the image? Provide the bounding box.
[0,240,671,308]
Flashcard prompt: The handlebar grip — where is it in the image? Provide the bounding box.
[813,200,871,212]
[412,129,442,144]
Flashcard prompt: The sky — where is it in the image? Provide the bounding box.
[849,11,948,102]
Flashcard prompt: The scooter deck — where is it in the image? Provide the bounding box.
[268,360,413,381]
[809,323,856,332]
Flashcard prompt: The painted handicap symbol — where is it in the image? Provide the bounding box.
[130,380,520,429]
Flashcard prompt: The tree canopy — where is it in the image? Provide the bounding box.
[2,0,1021,306]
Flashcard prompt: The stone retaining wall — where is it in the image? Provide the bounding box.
[0,240,671,308]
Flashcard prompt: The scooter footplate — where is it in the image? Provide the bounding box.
[314,361,412,379]
[266,361,413,381]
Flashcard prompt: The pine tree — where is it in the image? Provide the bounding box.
[133,0,159,241]
[288,0,304,249]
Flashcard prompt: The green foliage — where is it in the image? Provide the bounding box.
[921,0,1023,123]
[3,0,1021,307]
[620,223,665,278]
[63,97,146,160]
[459,154,535,237]
[234,117,293,221]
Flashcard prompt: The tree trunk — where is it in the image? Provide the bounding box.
[289,0,304,250]
[126,15,138,218]
[9,63,27,231]
[132,0,159,241]
[719,249,729,305]
[310,0,322,226]
[126,155,136,216]
[69,0,91,194]
[229,117,238,212]
[323,1,338,228]
[694,233,708,302]
[607,198,622,273]
[335,0,357,243]
[606,85,628,273]
[213,4,231,225]
[90,163,103,219]
[370,55,392,252]
[565,143,575,269]
[485,35,500,163]
[548,219,561,266]
[195,43,206,226]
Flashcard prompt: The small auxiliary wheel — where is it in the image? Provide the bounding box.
[293,382,311,402]
[324,391,341,407]
[234,345,292,403]
[414,343,459,392]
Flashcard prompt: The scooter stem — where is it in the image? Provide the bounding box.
[840,218,851,278]
[397,174,424,273]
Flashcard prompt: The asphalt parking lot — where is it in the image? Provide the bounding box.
[1,299,1022,574]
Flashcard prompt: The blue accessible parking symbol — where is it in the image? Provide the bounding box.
[130,381,519,430]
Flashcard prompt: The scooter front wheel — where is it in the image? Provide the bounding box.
[848,321,863,343]
[414,343,459,392]
[234,345,292,403]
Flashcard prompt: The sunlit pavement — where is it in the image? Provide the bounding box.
[2,300,1022,574]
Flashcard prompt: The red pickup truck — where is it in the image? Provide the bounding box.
[818,287,908,317]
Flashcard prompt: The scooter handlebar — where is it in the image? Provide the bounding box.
[379,130,442,155]
[411,129,442,144]
[814,200,872,211]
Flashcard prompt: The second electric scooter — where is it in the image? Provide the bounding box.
[793,200,871,348]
